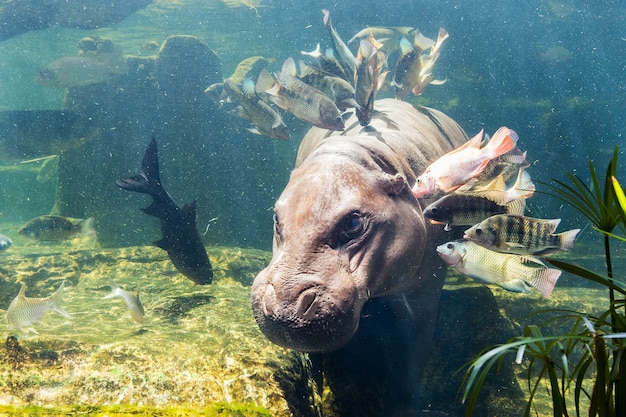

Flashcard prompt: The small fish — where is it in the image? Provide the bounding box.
[393,29,436,100]
[117,138,214,285]
[437,240,561,298]
[348,26,414,50]
[354,37,387,126]
[470,167,535,206]
[424,193,526,231]
[0,233,12,251]
[301,46,351,81]
[298,61,357,110]
[18,215,95,241]
[464,214,580,256]
[35,53,128,88]
[412,127,519,199]
[321,9,356,80]
[411,27,449,96]
[223,78,290,140]
[6,282,71,333]
[103,281,145,324]
[255,58,344,131]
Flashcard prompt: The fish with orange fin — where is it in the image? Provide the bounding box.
[412,126,519,199]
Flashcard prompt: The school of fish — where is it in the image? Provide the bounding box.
[204,9,450,137]
[417,128,580,298]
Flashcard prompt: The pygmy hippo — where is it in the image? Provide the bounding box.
[251,99,467,354]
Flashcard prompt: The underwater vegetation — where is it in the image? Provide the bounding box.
[463,147,626,416]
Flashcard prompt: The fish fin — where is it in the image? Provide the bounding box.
[181,201,199,226]
[103,281,121,299]
[80,217,96,238]
[255,68,277,94]
[23,326,39,335]
[485,127,518,158]
[542,218,562,233]
[50,281,71,319]
[246,127,263,136]
[411,29,435,51]
[241,78,257,99]
[444,223,453,232]
[429,77,447,85]
[557,228,581,251]
[527,267,562,298]
[449,129,484,155]
[116,138,162,196]
[510,168,535,201]
[281,57,298,77]
[505,198,527,216]
[399,37,414,55]
[322,9,330,26]
[154,238,170,250]
[503,241,526,250]
[301,43,322,58]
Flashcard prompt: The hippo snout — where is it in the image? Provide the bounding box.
[251,270,363,352]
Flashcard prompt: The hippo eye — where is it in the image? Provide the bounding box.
[338,211,366,244]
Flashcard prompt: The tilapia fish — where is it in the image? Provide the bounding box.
[255,58,344,131]
[354,37,387,126]
[412,127,519,199]
[437,240,561,298]
[464,214,580,256]
[35,53,128,88]
[103,281,145,324]
[6,282,71,333]
[321,9,356,80]
[424,193,526,231]
[18,215,95,241]
[223,78,290,140]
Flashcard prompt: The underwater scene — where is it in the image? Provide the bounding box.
[0,0,625,416]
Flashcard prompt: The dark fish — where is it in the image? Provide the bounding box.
[117,139,213,285]
[354,37,387,126]
[423,193,525,231]
[464,214,580,256]
[437,240,561,298]
[223,78,290,140]
[18,215,95,241]
[6,281,71,333]
[255,58,344,131]
[0,110,100,162]
[0,233,12,251]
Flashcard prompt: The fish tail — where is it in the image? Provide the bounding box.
[557,228,581,251]
[255,68,278,95]
[505,198,527,216]
[102,281,121,300]
[322,9,330,26]
[50,281,71,319]
[510,168,535,200]
[116,138,162,197]
[80,217,96,238]
[485,127,518,158]
[529,268,561,298]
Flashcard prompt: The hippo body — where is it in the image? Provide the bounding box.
[251,98,468,413]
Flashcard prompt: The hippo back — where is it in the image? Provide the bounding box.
[295,99,468,182]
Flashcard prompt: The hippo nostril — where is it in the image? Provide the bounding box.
[297,289,319,321]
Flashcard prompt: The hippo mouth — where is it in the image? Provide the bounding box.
[251,273,362,353]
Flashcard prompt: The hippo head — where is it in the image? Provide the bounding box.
[251,138,428,352]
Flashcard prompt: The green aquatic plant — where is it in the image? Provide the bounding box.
[462,147,626,416]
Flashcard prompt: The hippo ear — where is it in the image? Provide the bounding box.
[378,173,408,196]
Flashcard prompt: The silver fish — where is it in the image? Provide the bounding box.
[35,53,128,88]
[0,233,12,251]
[437,240,561,298]
[18,215,95,241]
[223,78,290,140]
[103,281,145,324]
[6,282,71,333]
[321,9,356,79]
[410,27,449,97]
[464,214,580,256]
[255,58,344,131]
[348,26,414,51]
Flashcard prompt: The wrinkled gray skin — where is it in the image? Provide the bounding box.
[251,99,467,353]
